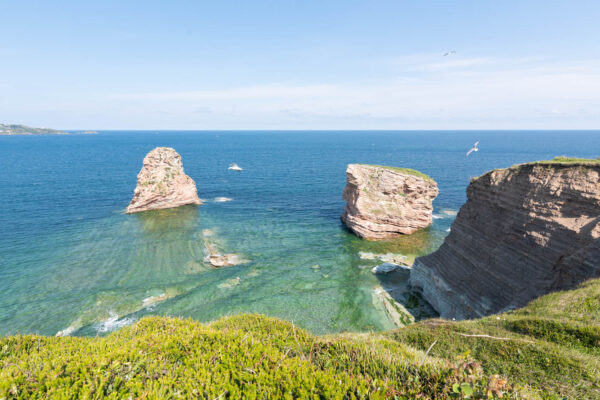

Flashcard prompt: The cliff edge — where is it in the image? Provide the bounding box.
[410,158,600,319]
[341,164,438,240]
[126,147,201,214]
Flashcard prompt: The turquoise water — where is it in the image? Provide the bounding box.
[1,131,599,336]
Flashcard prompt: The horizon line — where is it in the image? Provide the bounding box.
[61,128,600,132]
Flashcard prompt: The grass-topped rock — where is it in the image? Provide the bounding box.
[341,164,438,240]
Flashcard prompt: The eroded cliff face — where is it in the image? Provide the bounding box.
[126,147,202,214]
[410,162,600,319]
[341,164,438,240]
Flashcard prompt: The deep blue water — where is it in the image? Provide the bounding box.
[1,130,599,336]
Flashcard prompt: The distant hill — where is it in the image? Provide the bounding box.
[0,123,68,135]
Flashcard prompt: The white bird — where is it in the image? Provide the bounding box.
[228,163,243,171]
[466,141,479,156]
[443,50,456,57]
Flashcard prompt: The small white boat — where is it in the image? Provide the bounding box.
[228,163,243,171]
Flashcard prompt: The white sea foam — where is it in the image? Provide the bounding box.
[214,197,233,202]
[56,325,76,337]
[446,228,451,232]
[95,312,135,333]
[142,293,167,309]
[432,214,443,219]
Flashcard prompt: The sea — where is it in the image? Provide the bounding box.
[1,130,599,336]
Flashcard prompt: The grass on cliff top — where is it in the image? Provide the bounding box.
[475,156,600,181]
[512,156,600,169]
[389,278,600,400]
[360,164,434,181]
[1,280,599,399]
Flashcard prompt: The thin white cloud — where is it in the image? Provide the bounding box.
[126,84,336,101]
[12,55,600,129]
[422,57,492,71]
[120,57,600,123]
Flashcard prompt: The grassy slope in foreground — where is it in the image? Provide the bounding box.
[1,280,599,399]
[390,278,600,399]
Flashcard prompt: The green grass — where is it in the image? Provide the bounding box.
[535,156,600,165]
[388,279,600,399]
[477,156,600,180]
[360,164,434,181]
[2,280,599,399]
[0,319,519,399]
[509,156,600,169]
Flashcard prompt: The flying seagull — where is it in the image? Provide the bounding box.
[466,141,479,157]
[443,50,456,57]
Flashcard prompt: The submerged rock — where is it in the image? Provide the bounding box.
[358,252,378,260]
[205,253,249,268]
[202,229,250,268]
[411,160,600,320]
[218,276,241,289]
[126,147,201,214]
[378,253,410,265]
[371,262,411,275]
[372,287,415,328]
[341,164,438,240]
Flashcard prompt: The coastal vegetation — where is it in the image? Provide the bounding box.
[2,279,598,399]
[392,278,600,399]
[509,156,600,169]
[535,156,600,165]
[361,164,434,181]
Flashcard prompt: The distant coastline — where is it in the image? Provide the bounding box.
[0,123,97,135]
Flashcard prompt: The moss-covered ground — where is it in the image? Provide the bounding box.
[1,279,599,399]
[511,156,600,168]
[360,164,434,181]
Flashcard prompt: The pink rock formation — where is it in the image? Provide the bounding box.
[126,147,201,214]
[341,164,438,240]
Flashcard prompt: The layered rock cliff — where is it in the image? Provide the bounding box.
[126,147,201,214]
[410,160,600,319]
[341,164,438,240]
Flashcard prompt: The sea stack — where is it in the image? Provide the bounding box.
[341,164,438,240]
[410,159,600,320]
[126,147,202,214]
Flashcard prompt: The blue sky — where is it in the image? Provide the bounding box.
[1,0,600,129]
